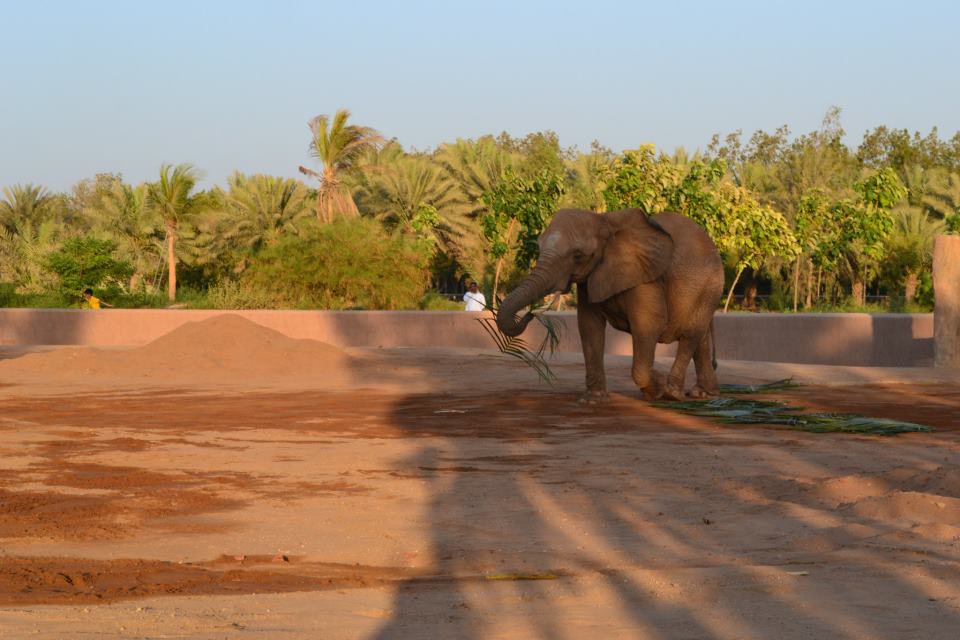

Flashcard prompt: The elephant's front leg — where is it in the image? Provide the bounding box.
[577,300,609,404]
[625,284,667,401]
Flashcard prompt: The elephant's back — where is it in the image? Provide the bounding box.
[652,212,724,340]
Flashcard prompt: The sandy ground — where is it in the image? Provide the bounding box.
[1,315,960,639]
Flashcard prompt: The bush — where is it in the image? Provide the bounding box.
[0,282,14,306]
[44,237,133,304]
[203,279,276,310]
[243,218,431,309]
[418,291,464,310]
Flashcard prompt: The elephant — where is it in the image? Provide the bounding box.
[496,208,724,402]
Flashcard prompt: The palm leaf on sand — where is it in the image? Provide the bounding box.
[655,397,932,435]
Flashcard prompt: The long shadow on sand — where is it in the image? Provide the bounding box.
[365,353,960,639]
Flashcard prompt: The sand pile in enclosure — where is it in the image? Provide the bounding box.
[0,314,351,385]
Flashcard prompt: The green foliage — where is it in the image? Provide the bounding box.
[657,397,933,435]
[1,108,955,311]
[243,218,430,309]
[600,145,682,213]
[301,108,383,222]
[481,168,565,268]
[947,213,960,234]
[417,291,463,310]
[200,279,277,310]
[44,236,133,301]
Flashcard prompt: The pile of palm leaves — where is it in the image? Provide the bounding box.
[719,378,799,394]
[654,397,932,436]
[477,302,562,385]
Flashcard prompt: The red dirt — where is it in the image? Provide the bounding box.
[1,317,959,638]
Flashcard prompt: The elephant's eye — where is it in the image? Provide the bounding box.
[573,250,585,261]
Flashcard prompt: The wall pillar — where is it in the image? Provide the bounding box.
[934,235,960,368]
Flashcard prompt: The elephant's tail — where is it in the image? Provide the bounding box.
[710,317,717,370]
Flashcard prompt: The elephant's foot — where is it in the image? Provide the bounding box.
[662,378,686,402]
[578,389,611,405]
[688,384,719,399]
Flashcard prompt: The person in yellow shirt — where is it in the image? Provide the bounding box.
[82,288,113,309]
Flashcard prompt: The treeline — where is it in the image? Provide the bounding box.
[1,107,958,311]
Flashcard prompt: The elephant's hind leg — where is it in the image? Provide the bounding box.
[664,337,698,401]
[690,330,719,398]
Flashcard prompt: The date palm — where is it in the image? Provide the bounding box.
[216,172,312,264]
[298,109,383,223]
[0,184,54,234]
[86,180,163,290]
[922,169,960,223]
[146,163,203,301]
[354,144,472,257]
[0,216,60,292]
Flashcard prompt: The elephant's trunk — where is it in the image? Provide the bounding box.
[496,255,562,337]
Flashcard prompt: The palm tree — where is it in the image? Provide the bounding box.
[0,216,61,292]
[0,184,54,234]
[216,172,312,264]
[146,163,203,301]
[436,137,511,217]
[353,144,473,258]
[885,206,945,303]
[86,180,164,290]
[298,109,383,223]
[922,169,960,222]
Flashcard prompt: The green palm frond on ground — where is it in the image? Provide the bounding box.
[719,378,799,394]
[655,396,932,435]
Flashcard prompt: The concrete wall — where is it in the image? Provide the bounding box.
[0,308,934,367]
[934,235,960,368]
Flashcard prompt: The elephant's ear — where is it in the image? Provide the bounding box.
[587,214,674,303]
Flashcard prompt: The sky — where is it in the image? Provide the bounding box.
[1,0,958,191]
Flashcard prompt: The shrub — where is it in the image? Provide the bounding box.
[203,279,276,310]
[418,291,463,310]
[243,218,430,309]
[44,237,133,303]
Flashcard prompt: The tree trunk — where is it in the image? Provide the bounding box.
[745,271,758,310]
[852,279,865,307]
[904,271,919,305]
[816,267,823,306]
[804,261,814,308]
[792,257,801,312]
[166,222,177,302]
[724,266,746,312]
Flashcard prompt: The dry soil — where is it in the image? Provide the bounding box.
[1,315,959,639]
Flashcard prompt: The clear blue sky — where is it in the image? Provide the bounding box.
[2,0,957,191]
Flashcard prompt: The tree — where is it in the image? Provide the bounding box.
[352,143,468,261]
[146,163,204,301]
[243,218,430,309]
[922,170,960,225]
[85,179,163,289]
[564,142,614,212]
[0,216,61,293]
[214,172,312,267]
[44,237,133,302]
[881,207,945,304]
[298,108,383,222]
[712,182,800,311]
[0,184,54,234]
[481,168,565,302]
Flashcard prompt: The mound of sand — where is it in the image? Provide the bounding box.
[0,314,352,386]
